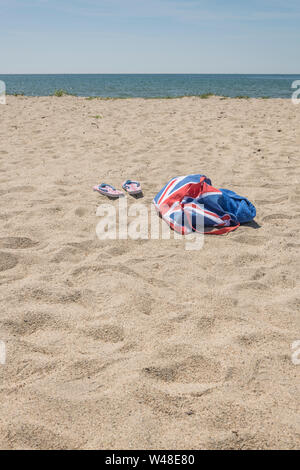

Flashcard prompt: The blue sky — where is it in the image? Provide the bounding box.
[1,0,299,73]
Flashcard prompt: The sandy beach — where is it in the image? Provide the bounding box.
[0,95,299,449]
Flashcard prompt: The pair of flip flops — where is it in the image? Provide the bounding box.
[93,180,142,198]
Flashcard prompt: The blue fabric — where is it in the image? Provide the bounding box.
[219,189,256,223]
[195,190,256,226]
[123,180,139,186]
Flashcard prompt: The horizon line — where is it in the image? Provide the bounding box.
[1,72,300,75]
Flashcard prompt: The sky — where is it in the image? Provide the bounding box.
[1,0,299,73]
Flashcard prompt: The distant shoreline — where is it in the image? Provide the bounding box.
[5,94,289,100]
[1,73,299,75]
[1,73,298,99]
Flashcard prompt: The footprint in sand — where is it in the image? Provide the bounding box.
[62,358,113,381]
[196,315,216,332]
[0,251,18,271]
[0,237,38,249]
[255,195,288,205]
[143,355,224,384]
[262,213,290,222]
[8,186,35,194]
[251,268,266,280]
[74,207,87,217]
[234,253,264,266]
[2,311,52,336]
[233,280,267,291]
[231,234,266,246]
[236,331,285,348]
[3,423,78,450]
[105,245,131,257]
[18,286,82,304]
[83,324,125,343]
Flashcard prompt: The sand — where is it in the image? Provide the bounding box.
[0,95,299,450]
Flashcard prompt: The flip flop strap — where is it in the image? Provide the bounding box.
[124,180,139,186]
[100,184,116,190]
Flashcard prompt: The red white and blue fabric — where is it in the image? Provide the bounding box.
[93,183,124,198]
[122,180,142,194]
[153,174,256,235]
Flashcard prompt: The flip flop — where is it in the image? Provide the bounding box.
[122,180,142,195]
[93,183,124,198]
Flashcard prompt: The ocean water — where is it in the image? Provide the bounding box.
[0,74,299,98]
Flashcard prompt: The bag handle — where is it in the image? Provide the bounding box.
[198,176,206,195]
[202,223,240,235]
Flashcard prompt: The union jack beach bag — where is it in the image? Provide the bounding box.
[153,174,256,235]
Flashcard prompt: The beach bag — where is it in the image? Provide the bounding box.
[153,174,256,235]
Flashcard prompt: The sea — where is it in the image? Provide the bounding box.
[0,74,299,98]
